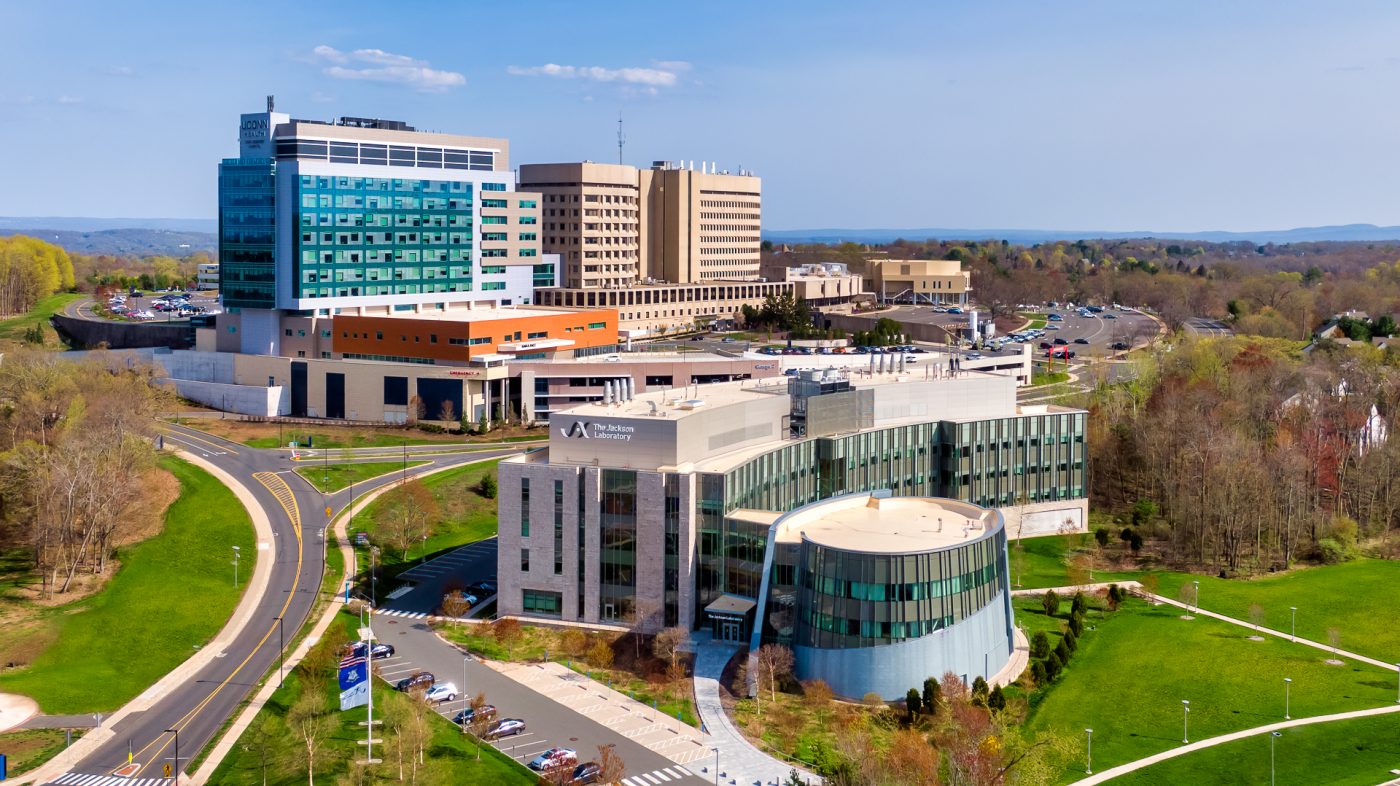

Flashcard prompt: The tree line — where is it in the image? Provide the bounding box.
[0,351,170,595]
[0,235,75,317]
[1088,335,1400,573]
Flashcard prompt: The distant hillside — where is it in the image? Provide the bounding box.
[0,217,216,233]
[0,228,217,256]
[764,223,1400,246]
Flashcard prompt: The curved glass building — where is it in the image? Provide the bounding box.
[753,493,1012,699]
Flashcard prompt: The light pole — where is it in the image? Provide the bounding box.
[711,747,720,786]
[165,727,179,785]
[1181,700,1190,744]
[274,616,285,687]
[1290,606,1297,642]
[1192,580,1200,615]
[232,545,240,589]
[1085,728,1093,774]
[1394,664,1399,704]
[1283,678,1292,720]
[1270,731,1281,786]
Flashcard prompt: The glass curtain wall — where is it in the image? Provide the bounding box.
[599,469,637,621]
[218,158,276,308]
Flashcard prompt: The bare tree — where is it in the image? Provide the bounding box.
[288,690,335,786]
[596,743,627,784]
[376,479,438,561]
[755,644,795,704]
[440,590,473,618]
[466,692,493,761]
[491,617,524,660]
[651,626,689,672]
[438,399,456,423]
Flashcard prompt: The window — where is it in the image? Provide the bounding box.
[482,182,507,191]
[284,329,293,337]
[520,548,530,572]
[481,198,508,208]
[553,480,565,575]
[522,589,561,617]
[588,322,605,330]
[527,331,547,339]
[518,199,537,208]
[520,478,531,537]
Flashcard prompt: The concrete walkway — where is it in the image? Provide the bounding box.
[488,660,711,767]
[691,637,821,786]
[0,693,38,733]
[1072,703,1400,784]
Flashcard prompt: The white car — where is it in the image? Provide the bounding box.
[424,682,458,704]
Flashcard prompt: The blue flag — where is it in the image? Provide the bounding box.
[338,656,367,691]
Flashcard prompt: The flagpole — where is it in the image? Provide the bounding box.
[366,630,374,763]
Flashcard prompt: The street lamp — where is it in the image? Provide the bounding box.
[1192,581,1200,615]
[1283,678,1292,719]
[165,727,179,786]
[711,746,720,786]
[1290,606,1297,642]
[1270,731,1281,786]
[1085,728,1093,774]
[1394,664,1399,704]
[232,545,241,589]
[1181,700,1190,744]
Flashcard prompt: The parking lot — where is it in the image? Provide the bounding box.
[365,618,707,785]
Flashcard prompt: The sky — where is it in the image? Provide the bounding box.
[4,0,1400,232]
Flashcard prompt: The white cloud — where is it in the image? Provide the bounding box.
[311,45,465,93]
[57,95,83,105]
[507,62,683,88]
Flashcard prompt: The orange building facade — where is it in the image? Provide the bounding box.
[331,307,618,363]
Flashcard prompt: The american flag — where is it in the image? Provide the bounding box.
[340,653,366,670]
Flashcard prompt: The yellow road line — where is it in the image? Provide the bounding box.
[123,472,301,776]
[161,427,239,455]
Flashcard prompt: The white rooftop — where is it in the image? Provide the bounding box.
[775,495,999,554]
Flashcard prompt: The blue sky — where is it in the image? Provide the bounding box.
[4,0,1400,231]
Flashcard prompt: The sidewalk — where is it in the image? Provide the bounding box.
[691,637,821,786]
[488,660,711,767]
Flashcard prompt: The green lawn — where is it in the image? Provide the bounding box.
[0,292,83,344]
[0,456,254,714]
[0,728,79,776]
[1007,533,1143,590]
[211,612,533,785]
[1152,560,1400,664]
[294,460,428,493]
[1031,371,1071,386]
[1109,712,1400,785]
[353,459,500,586]
[1020,597,1399,784]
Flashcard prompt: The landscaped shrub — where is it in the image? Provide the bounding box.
[1031,660,1048,686]
[1095,528,1110,547]
[1045,652,1063,681]
[1054,638,1071,664]
[1042,590,1060,616]
[1063,629,1078,653]
[988,685,1006,711]
[1071,591,1087,616]
[1030,631,1050,659]
[971,676,989,706]
[1068,612,1084,637]
[922,676,941,716]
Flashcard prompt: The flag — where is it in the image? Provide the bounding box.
[338,654,369,711]
[340,680,368,711]
[339,655,367,690]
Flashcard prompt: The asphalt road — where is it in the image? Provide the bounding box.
[1185,317,1234,337]
[38,426,514,784]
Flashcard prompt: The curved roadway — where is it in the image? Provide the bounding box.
[33,424,515,785]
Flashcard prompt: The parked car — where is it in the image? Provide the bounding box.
[1111,341,1130,350]
[452,704,497,725]
[424,682,459,705]
[529,747,578,772]
[396,672,435,692]
[690,335,704,341]
[1047,313,1063,321]
[351,642,395,660]
[1073,338,1090,345]
[487,718,527,738]
[1102,313,1117,319]
[569,761,602,784]
[1053,338,1068,345]
[719,337,736,343]
[467,580,497,597]
[947,307,964,314]
[1038,341,1052,350]
[1045,324,1060,330]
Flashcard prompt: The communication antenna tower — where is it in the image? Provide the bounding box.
[617,112,625,164]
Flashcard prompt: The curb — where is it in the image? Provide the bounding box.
[18,449,276,785]
[187,453,513,784]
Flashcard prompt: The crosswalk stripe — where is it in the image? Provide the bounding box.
[642,774,663,784]
[651,769,674,781]
[661,767,681,778]
[622,778,643,786]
